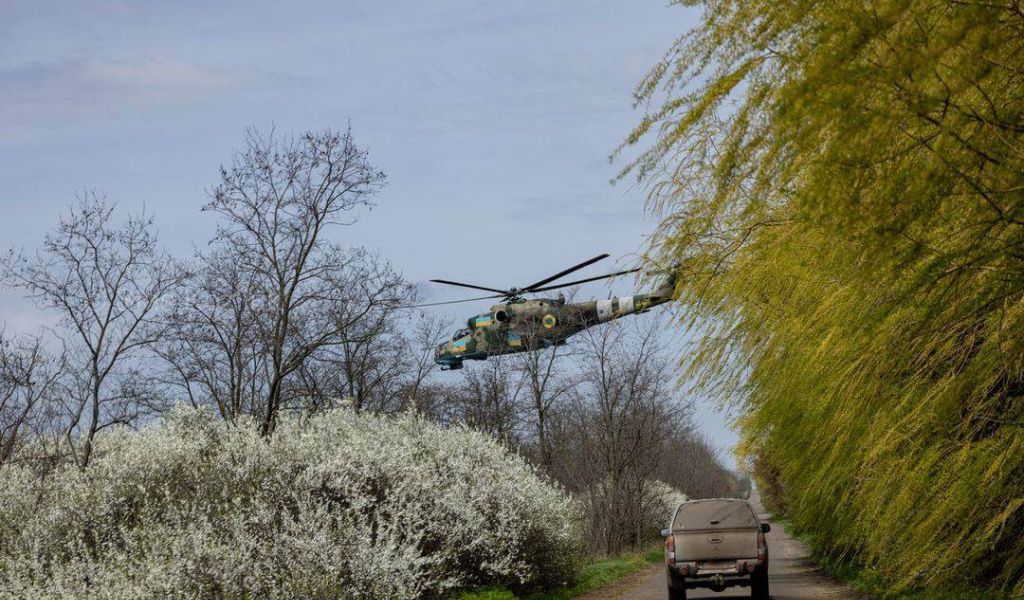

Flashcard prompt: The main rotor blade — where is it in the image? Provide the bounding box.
[407,293,506,308]
[520,253,609,293]
[430,279,512,295]
[529,267,641,293]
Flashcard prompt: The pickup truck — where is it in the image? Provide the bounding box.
[661,498,770,599]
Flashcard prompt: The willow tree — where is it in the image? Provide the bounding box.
[622,0,1024,594]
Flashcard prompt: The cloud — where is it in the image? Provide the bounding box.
[502,193,638,225]
[80,58,233,90]
[0,58,257,141]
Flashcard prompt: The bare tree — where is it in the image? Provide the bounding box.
[450,354,526,445]
[197,127,391,434]
[0,333,64,467]
[1,196,184,466]
[514,344,575,470]
[653,431,737,500]
[161,246,414,421]
[399,315,449,413]
[154,247,266,421]
[286,253,415,414]
[557,318,689,554]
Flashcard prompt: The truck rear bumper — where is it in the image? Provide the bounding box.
[667,559,765,591]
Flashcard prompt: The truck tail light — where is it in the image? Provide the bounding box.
[665,534,675,562]
[746,562,756,573]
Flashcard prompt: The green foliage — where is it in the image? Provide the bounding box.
[623,0,1024,596]
[782,518,1011,599]
[815,553,1014,600]
[456,590,518,600]
[454,546,661,600]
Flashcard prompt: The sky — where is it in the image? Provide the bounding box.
[0,0,740,461]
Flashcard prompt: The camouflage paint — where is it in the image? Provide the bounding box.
[435,271,677,370]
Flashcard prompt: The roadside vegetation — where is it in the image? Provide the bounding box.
[456,546,662,600]
[0,408,578,599]
[623,0,1024,596]
[777,519,1013,600]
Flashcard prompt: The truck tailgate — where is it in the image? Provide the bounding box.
[673,528,758,561]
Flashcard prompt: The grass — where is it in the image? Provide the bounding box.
[776,519,1013,600]
[454,545,663,600]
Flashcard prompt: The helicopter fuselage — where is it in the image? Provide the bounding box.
[435,280,674,370]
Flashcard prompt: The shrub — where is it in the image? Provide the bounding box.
[648,480,689,528]
[0,407,579,599]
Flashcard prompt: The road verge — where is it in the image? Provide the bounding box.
[455,545,662,600]
[778,521,1013,600]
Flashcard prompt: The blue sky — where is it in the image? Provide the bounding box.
[0,0,739,460]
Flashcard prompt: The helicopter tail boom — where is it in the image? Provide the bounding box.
[591,268,677,323]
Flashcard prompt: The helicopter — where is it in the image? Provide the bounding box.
[426,254,677,370]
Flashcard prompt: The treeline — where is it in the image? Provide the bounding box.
[420,321,738,555]
[624,0,1024,596]
[0,128,735,559]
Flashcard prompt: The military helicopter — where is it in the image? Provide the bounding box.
[426,254,677,370]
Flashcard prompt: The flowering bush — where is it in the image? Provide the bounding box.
[648,480,689,529]
[0,408,579,599]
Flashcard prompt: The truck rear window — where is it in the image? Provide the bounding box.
[672,500,758,530]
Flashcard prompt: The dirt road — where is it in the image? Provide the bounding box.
[584,493,862,600]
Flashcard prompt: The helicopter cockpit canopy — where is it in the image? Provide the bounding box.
[452,328,471,341]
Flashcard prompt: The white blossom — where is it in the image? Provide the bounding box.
[0,407,579,599]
